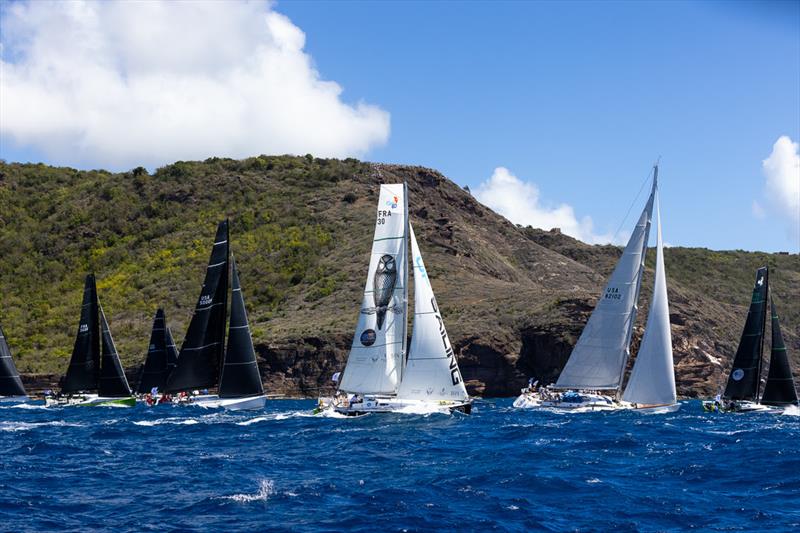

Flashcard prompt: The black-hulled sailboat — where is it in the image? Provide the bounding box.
[0,325,28,403]
[703,266,799,413]
[46,274,135,407]
[163,220,266,410]
[136,308,179,404]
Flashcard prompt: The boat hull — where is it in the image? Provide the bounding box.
[45,394,135,408]
[328,396,472,416]
[702,400,783,414]
[513,390,623,412]
[191,394,267,411]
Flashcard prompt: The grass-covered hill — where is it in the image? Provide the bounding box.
[1,156,797,397]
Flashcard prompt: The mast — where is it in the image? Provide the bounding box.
[401,180,410,384]
[755,268,768,401]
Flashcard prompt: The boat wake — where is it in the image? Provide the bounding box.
[133,417,201,427]
[781,405,800,417]
[0,403,47,410]
[218,479,275,503]
[394,404,451,416]
[0,420,84,432]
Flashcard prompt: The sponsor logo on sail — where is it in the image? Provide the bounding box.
[431,297,462,386]
[385,195,399,209]
[360,329,377,347]
[732,368,745,381]
[199,294,213,306]
[79,324,89,333]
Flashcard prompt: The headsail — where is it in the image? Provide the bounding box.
[622,182,676,406]
[137,308,170,394]
[397,224,469,402]
[723,267,768,401]
[62,274,101,393]
[165,324,179,376]
[555,179,655,391]
[0,325,26,397]
[165,221,230,393]
[760,298,798,406]
[98,306,133,397]
[218,257,264,398]
[339,184,408,395]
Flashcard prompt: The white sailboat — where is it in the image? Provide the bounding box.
[514,166,678,412]
[320,184,472,415]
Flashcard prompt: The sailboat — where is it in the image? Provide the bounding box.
[703,267,798,413]
[46,274,136,407]
[163,220,266,410]
[514,165,678,412]
[0,325,28,403]
[320,184,472,415]
[136,308,179,404]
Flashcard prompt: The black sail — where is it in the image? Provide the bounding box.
[760,299,799,406]
[137,308,169,394]
[219,258,264,398]
[165,220,229,392]
[98,307,132,397]
[0,325,26,397]
[723,267,768,401]
[62,274,100,393]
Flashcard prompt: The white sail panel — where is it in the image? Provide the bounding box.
[339,184,407,395]
[397,225,469,402]
[622,190,676,405]
[554,184,655,390]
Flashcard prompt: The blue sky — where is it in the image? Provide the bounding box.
[1,0,798,252]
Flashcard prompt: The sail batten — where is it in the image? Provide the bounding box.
[339,184,408,395]
[554,179,655,391]
[396,224,469,402]
[622,186,676,406]
[165,221,230,393]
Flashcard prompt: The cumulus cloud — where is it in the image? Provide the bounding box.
[758,136,800,242]
[474,167,623,245]
[0,0,390,170]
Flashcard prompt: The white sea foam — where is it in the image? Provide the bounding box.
[0,403,48,410]
[133,418,200,427]
[0,420,84,432]
[219,479,275,503]
[781,405,800,417]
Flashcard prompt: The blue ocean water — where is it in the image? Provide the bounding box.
[1,399,798,532]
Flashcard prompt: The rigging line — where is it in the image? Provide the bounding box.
[609,165,656,245]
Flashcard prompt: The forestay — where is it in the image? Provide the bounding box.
[622,188,676,406]
[397,225,468,402]
[0,325,26,397]
[339,184,408,395]
[555,181,655,391]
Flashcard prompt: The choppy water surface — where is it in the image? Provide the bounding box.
[1,399,798,532]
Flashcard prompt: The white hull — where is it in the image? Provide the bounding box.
[513,390,622,412]
[323,396,472,416]
[189,394,266,410]
[702,400,785,414]
[626,403,680,414]
[45,394,135,407]
[0,395,29,403]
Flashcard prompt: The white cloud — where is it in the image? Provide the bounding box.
[760,136,800,242]
[0,0,390,170]
[474,167,624,245]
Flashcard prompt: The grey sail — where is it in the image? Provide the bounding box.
[0,325,26,397]
[218,257,264,398]
[62,274,100,394]
[555,178,655,391]
[98,306,133,397]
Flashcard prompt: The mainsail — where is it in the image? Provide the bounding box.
[555,178,655,391]
[396,224,469,402]
[165,221,230,393]
[723,267,768,401]
[62,274,101,394]
[339,184,408,395]
[622,185,676,406]
[137,308,170,394]
[760,299,798,406]
[218,257,264,398]
[0,325,26,397]
[98,307,132,397]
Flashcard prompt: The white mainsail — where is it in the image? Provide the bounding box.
[339,184,408,395]
[554,179,655,391]
[397,224,469,402]
[622,184,676,405]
